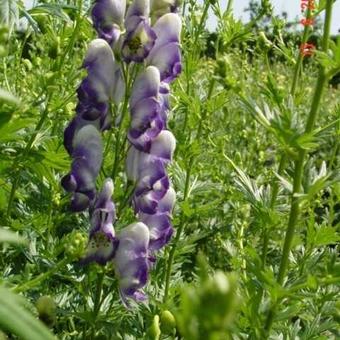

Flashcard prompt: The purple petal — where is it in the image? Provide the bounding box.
[139,212,173,251]
[114,222,150,303]
[125,0,149,20]
[126,146,154,182]
[152,13,181,46]
[157,186,176,213]
[130,66,160,109]
[148,42,182,82]
[149,130,176,161]
[92,0,126,27]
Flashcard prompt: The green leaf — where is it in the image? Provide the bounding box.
[0,228,26,244]
[0,0,19,34]
[0,286,56,340]
[0,88,20,105]
[28,4,72,23]
[0,118,34,142]
[314,226,340,247]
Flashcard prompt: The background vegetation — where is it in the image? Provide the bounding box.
[0,0,339,339]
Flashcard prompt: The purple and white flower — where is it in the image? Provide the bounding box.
[62,39,122,211]
[126,65,177,253]
[91,0,126,46]
[147,13,182,83]
[82,178,118,264]
[128,66,165,151]
[61,125,103,212]
[122,0,156,62]
[114,222,150,303]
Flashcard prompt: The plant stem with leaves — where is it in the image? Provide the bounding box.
[264,0,333,335]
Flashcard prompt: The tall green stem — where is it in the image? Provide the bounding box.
[261,6,314,265]
[111,66,133,180]
[264,1,333,335]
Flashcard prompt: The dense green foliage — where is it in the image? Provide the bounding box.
[0,0,339,339]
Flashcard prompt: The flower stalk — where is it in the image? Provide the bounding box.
[264,0,333,335]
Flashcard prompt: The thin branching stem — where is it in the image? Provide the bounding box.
[261,6,314,266]
[264,1,333,335]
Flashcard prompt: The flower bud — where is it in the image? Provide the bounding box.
[64,231,88,260]
[258,31,272,48]
[147,315,161,340]
[160,310,176,334]
[36,296,56,328]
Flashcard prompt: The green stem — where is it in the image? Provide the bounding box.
[192,0,210,50]
[226,0,234,15]
[58,0,83,70]
[264,1,333,335]
[260,6,313,266]
[90,272,105,339]
[111,66,131,180]
[12,257,69,293]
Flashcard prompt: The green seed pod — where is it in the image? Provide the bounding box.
[36,296,56,328]
[160,310,176,334]
[146,315,161,340]
[0,45,7,58]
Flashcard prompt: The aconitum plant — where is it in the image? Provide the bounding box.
[61,0,181,303]
[4,0,340,339]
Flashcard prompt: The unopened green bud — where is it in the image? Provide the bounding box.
[64,231,87,260]
[0,45,6,58]
[65,102,75,116]
[36,295,56,327]
[261,0,273,16]
[147,315,161,340]
[259,31,272,48]
[160,310,176,334]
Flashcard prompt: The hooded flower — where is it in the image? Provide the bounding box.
[61,125,103,212]
[147,13,182,83]
[128,66,166,151]
[81,178,118,264]
[91,0,126,46]
[64,39,120,155]
[122,0,156,62]
[114,222,150,304]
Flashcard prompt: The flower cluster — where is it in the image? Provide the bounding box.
[62,0,181,304]
[61,39,120,212]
